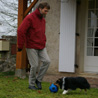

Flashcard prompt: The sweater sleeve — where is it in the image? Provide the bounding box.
[17,16,31,49]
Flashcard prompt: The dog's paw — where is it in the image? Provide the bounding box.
[62,90,68,94]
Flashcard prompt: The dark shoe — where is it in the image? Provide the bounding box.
[36,80,42,90]
[28,86,38,90]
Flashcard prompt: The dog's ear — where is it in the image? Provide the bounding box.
[58,79,61,81]
[54,83,59,88]
[58,78,62,81]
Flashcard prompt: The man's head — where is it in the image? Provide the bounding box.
[37,2,50,17]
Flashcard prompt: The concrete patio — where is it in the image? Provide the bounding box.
[43,73,98,88]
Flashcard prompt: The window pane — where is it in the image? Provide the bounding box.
[87,47,93,56]
[97,19,98,27]
[88,19,97,27]
[94,48,98,56]
[88,28,94,37]
[88,19,91,27]
[88,10,94,18]
[87,38,93,46]
[94,38,98,46]
[88,0,95,9]
[96,0,98,8]
[95,29,98,37]
[96,10,98,18]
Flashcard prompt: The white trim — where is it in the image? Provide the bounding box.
[84,0,98,73]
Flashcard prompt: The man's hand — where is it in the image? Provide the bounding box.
[18,48,22,52]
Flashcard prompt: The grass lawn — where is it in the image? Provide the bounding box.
[0,72,98,98]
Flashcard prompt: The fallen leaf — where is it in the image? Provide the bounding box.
[14,77,18,80]
[38,90,41,93]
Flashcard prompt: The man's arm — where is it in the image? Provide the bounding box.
[17,16,31,51]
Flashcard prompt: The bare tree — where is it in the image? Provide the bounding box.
[0,0,35,37]
[0,0,18,37]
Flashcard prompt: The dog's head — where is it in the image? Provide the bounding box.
[54,78,63,89]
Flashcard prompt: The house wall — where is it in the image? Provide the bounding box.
[37,0,60,74]
[76,0,88,73]
[46,1,60,74]
[36,0,88,75]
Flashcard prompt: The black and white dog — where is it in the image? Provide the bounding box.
[55,77,90,94]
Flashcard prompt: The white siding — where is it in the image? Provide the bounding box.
[59,0,76,72]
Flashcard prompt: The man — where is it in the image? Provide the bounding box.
[17,2,51,90]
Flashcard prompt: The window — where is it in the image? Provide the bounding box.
[87,0,98,56]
